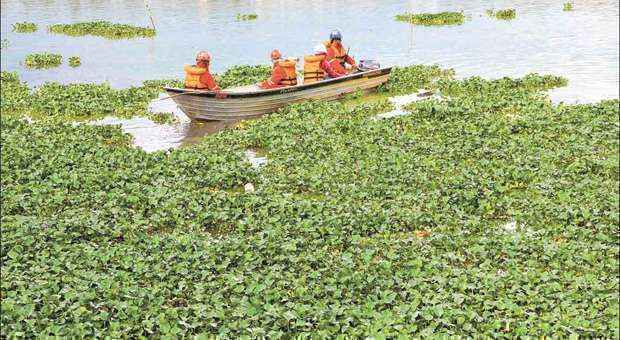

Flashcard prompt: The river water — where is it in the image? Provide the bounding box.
[2,0,618,150]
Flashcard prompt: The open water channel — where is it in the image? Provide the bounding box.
[2,0,618,151]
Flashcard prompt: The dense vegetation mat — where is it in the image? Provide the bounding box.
[12,22,37,33]
[48,21,156,40]
[395,12,465,26]
[24,53,62,69]
[1,65,618,337]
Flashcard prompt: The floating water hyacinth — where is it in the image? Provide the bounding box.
[68,56,81,67]
[395,12,465,26]
[24,53,62,69]
[487,8,517,20]
[48,21,156,39]
[12,22,37,33]
[563,2,574,11]
[236,13,258,21]
[1,63,618,337]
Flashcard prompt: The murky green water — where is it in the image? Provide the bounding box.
[2,0,618,150]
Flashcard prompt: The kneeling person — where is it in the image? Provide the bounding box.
[304,44,347,84]
[184,51,221,91]
[259,49,297,89]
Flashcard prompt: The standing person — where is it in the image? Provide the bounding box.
[303,44,347,83]
[324,30,357,74]
[184,51,221,91]
[259,49,298,89]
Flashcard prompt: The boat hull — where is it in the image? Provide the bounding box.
[164,67,391,121]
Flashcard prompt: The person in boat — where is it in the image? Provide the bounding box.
[258,49,298,89]
[184,51,221,91]
[324,30,357,75]
[303,44,347,83]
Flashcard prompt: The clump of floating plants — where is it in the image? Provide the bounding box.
[12,21,37,33]
[1,39,8,49]
[487,8,516,20]
[2,60,619,337]
[48,20,156,39]
[563,2,574,11]
[236,13,258,21]
[24,53,62,69]
[0,71,182,121]
[395,11,465,26]
[68,56,81,67]
[216,64,271,88]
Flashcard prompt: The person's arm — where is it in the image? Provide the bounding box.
[344,54,356,67]
[322,59,342,78]
[199,72,221,91]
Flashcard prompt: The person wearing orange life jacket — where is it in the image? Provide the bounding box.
[304,44,347,83]
[259,49,298,89]
[324,30,357,75]
[184,51,221,91]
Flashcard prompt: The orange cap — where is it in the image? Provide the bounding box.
[196,51,211,62]
[270,49,282,60]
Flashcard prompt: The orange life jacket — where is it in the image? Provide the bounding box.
[278,60,297,86]
[303,55,326,84]
[324,40,347,64]
[184,65,208,89]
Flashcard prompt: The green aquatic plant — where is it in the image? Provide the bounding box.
[1,63,618,337]
[487,8,517,20]
[216,64,271,88]
[24,53,62,69]
[68,56,81,67]
[48,21,156,39]
[563,2,574,11]
[0,72,183,121]
[12,22,37,33]
[236,13,258,21]
[0,39,8,49]
[395,11,465,26]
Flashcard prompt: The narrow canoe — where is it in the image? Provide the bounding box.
[164,67,391,121]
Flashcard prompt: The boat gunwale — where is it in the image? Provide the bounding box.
[164,67,392,99]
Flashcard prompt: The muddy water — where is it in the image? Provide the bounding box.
[2,0,618,150]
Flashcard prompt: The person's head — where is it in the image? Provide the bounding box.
[329,30,342,44]
[270,49,282,63]
[314,44,326,55]
[196,51,211,67]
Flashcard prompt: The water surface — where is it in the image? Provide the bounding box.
[2,0,618,150]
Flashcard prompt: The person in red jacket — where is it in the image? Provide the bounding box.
[314,44,347,79]
[324,30,357,75]
[259,49,298,89]
[184,51,221,91]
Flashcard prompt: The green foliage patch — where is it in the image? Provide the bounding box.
[563,2,574,11]
[68,56,81,67]
[0,39,8,49]
[48,21,156,39]
[12,22,37,33]
[0,71,182,121]
[24,53,62,69]
[395,12,465,26]
[1,64,618,337]
[216,64,271,88]
[236,13,258,21]
[487,9,517,20]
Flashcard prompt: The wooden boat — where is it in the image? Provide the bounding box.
[164,67,391,121]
